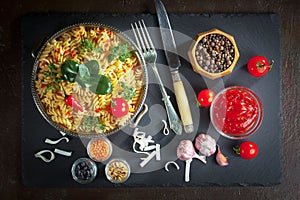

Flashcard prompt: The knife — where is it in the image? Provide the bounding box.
[155,0,194,133]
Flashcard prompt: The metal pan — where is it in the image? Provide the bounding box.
[31,22,148,138]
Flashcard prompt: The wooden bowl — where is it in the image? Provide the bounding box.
[188,28,239,79]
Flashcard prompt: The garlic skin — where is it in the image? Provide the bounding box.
[216,146,229,166]
[177,140,195,161]
[195,134,216,156]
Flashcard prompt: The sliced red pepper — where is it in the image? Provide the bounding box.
[56,48,61,53]
[41,84,47,89]
[41,62,47,67]
[54,56,59,63]
[95,107,102,113]
[103,50,109,55]
[64,95,83,112]
[107,30,112,37]
[98,29,104,34]
[55,91,63,97]
[70,50,76,58]
[126,63,132,69]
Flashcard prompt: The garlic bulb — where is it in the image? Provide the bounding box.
[195,134,216,156]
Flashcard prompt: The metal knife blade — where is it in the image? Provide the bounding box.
[155,0,180,70]
[155,0,194,133]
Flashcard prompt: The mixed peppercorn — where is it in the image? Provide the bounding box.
[195,33,235,73]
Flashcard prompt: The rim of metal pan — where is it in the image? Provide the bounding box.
[31,22,148,138]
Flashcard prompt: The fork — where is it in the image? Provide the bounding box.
[131,20,182,135]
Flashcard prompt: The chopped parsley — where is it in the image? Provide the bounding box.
[44,63,61,94]
[80,39,103,54]
[108,43,131,63]
[82,115,104,132]
[120,81,136,101]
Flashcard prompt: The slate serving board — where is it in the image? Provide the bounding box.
[21,13,282,187]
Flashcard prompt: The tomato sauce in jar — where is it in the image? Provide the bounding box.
[212,87,261,136]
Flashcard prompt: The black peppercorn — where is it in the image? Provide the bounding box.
[71,158,98,184]
[195,33,235,73]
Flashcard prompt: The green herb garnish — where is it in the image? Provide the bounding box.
[120,81,136,101]
[95,124,106,132]
[110,99,117,108]
[44,63,61,94]
[44,84,53,94]
[108,43,131,63]
[80,39,103,55]
[81,39,94,51]
[82,116,105,132]
[108,54,116,63]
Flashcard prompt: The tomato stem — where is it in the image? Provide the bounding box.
[196,101,202,107]
[256,59,274,70]
[233,146,240,155]
[268,60,274,70]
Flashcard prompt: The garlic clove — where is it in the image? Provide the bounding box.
[216,146,229,166]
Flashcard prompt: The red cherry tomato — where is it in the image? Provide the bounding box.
[109,97,129,118]
[197,89,215,107]
[247,56,274,77]
[234,141,259,160]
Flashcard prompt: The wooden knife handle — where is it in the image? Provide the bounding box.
[172,71,194,133]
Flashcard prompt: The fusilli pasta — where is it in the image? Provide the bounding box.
[34,25,146,135]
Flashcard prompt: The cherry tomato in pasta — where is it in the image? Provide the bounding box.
[109,98,129,118]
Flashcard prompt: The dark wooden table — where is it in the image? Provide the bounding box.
[1,0,299,199]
